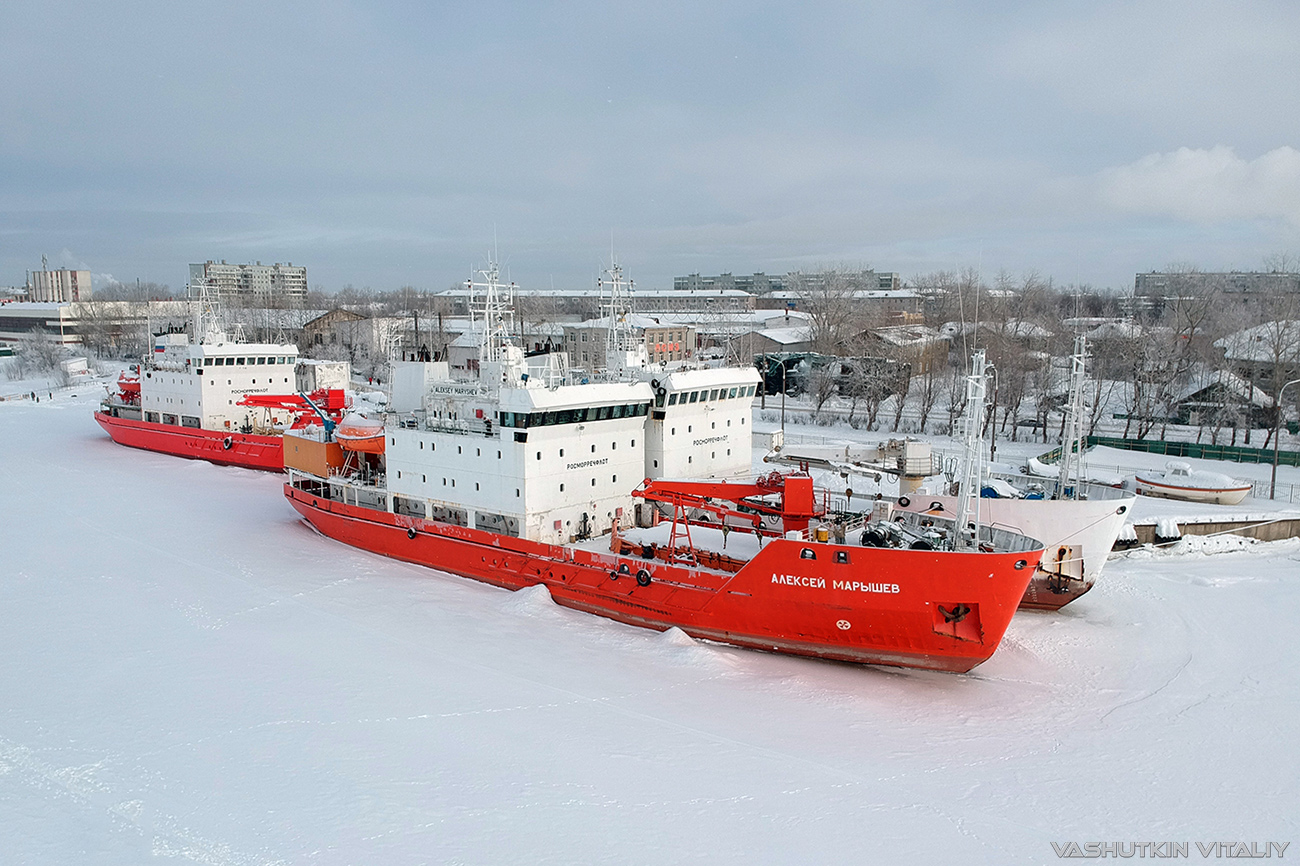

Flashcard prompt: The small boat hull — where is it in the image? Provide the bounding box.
[95,410,284,471]
[285,483,1043,672]
[1135,476,1251,506]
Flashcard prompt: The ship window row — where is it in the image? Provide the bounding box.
[200,356,294,366]
[537,440,634,460]
[416,440,503,460]
[665,384,756,407]
[395,472,517,497]
[498,403,648,428]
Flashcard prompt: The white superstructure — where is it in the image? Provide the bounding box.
[373,261,760,545]
[386,371,652,544]
[140,331,302,431]
[643,367,760,480]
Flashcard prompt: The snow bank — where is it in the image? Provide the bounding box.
[500,582,557,616]
[1155,518,1182,539]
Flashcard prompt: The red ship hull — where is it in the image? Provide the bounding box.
[95,411,284,471]
[285,484,1042,672]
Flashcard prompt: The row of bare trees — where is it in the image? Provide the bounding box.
[787,261,1300,444]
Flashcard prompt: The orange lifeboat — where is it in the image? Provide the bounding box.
[115,371,142,405]
[334,413,386,454]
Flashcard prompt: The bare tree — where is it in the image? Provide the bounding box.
[889,369,912,432]
[1263,251,1300,274]
[941,368,968,436]
[914,362,941,435]
[808,365,838,419]
[94,280,173,301]
[789,267,874,355]
[8,327,66,379]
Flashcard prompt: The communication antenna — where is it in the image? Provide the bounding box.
[1056,334,1089,500]
[953,349,989,549]
[189,282,226,343]
[468,259,516,365]
[600,257,646,376]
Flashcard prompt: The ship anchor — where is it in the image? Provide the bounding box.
[937,603,971,624]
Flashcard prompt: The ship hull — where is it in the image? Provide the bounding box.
[1018,575,1094,611]
[1135,477,1251,506]
[285,484,1042,672]
[95,410,284,471]
[894,492,1133,610]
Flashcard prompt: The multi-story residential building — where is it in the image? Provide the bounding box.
[27,268,92,302]
[673,272,787,294]
[674,270,902,294]
[189,261,308,305]
[1133,271,1300,315]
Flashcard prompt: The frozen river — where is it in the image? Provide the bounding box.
[2,384,1296,863]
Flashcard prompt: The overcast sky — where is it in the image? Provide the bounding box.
[3,1,1298,294]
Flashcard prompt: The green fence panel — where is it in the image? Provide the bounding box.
[1076,436,1300,467]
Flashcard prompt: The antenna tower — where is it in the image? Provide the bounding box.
[1056,334,1088,499]
[468,260,516,365]
[953,349,989,549]
[600,259,644,374]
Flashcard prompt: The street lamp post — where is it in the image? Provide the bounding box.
[780,362,787,434]
[1270,377,1300,500]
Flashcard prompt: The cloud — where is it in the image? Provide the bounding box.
[1097,146,1300,224]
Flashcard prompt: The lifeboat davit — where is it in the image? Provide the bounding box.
[334,413,385,454]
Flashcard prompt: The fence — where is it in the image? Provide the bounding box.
[1039,436,1300,468]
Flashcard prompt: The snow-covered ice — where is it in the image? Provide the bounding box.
[2,382,1297,863]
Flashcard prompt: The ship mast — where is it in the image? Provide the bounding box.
[953,350,989,549]
[468,260,517,366]
[467,259,529,386]
[191,281,226,344]
[1056,334,1088,500]
[600,260,646,377]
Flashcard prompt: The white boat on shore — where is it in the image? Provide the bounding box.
[1134,461,1252,506]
